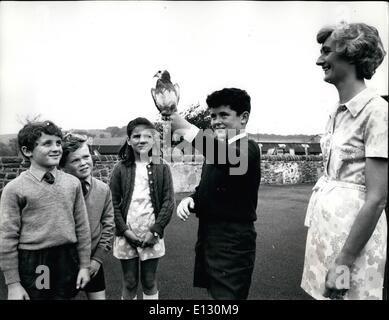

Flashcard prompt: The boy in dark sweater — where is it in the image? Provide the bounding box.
[159,88,261,299]
[60,134,114,300]
[0,121,91,300]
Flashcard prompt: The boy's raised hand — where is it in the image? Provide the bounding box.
[7,282,30,300]
[76,268,90,290]
[177,197,195,222]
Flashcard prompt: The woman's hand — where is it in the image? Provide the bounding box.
[323,263,351,300]
[142,231,158,248]
[124,229,143,248]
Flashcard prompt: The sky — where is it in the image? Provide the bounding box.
[0,1,388,135]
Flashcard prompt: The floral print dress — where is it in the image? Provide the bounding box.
[113,162,165,261]
[301,88,388,300]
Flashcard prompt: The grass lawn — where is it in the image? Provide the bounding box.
[0,184,314,300]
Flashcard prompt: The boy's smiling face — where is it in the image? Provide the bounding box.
[22,133,63,170]
[62,143,93,180]
[210,105,249,141]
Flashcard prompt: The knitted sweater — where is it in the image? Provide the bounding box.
[190,132,261,222]
[84,177,114,264]
[0,170,91,285]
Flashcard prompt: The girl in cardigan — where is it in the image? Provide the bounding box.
[110,117,175,300]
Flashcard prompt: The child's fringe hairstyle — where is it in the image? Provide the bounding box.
[317,22,386,80]
[118,117,160,164]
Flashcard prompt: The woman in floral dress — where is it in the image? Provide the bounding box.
[301,22,388,300]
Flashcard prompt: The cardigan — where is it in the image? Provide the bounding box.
[109,159,175,238]
[190,131,261,223]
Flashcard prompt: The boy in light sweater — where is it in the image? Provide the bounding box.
[0,121,91,300]
[60,133,114,300]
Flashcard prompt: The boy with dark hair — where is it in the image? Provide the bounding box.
[60,133,114,300]
[0,121,91,300]
[157,87,261,299]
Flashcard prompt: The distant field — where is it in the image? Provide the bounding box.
[0,134,17,145]
[0,130,114,144]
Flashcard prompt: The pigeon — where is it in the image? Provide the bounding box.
[151,70,180,120]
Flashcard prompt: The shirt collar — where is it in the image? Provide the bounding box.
[336,87,377,117]
[82,175,92,186]
[228,130,247,145]
[136,157,153,165]
[29,166,58,182]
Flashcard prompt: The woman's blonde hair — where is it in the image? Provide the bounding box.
[317,22,386,80]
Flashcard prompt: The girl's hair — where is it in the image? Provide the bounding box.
[118,117,158,164]
[316,22,386,80]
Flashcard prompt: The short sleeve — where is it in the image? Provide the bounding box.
[365,102,388,158]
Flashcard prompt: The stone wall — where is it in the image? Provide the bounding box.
[0,155,324,195]
[260,154,324,185]
[0,157,30,190]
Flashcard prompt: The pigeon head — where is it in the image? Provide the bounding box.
[153,70,171,81]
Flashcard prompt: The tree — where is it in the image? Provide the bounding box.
[70,129,96,138]
[16,113,42,126]
[0,142,12,156]
[7,138,19,156]
[153,103,211,158]
[106,126,126,137]
[0,138,18,156]
[105,126,120,137]
[180,103,211,130]
[153,121,164,138]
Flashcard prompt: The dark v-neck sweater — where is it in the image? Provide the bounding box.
[190,131,261,222]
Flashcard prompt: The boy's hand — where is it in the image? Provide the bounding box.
[177,197,195,221]
[90,259,101,278]
[76,268,90,290]
[7,282,30,300]
[141,231,158,248]
[124,229,143,248]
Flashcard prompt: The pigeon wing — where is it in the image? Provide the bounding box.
[174,83,180,105]
[151,88,160,111]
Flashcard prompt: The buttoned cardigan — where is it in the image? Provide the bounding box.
[109,159,175,238]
